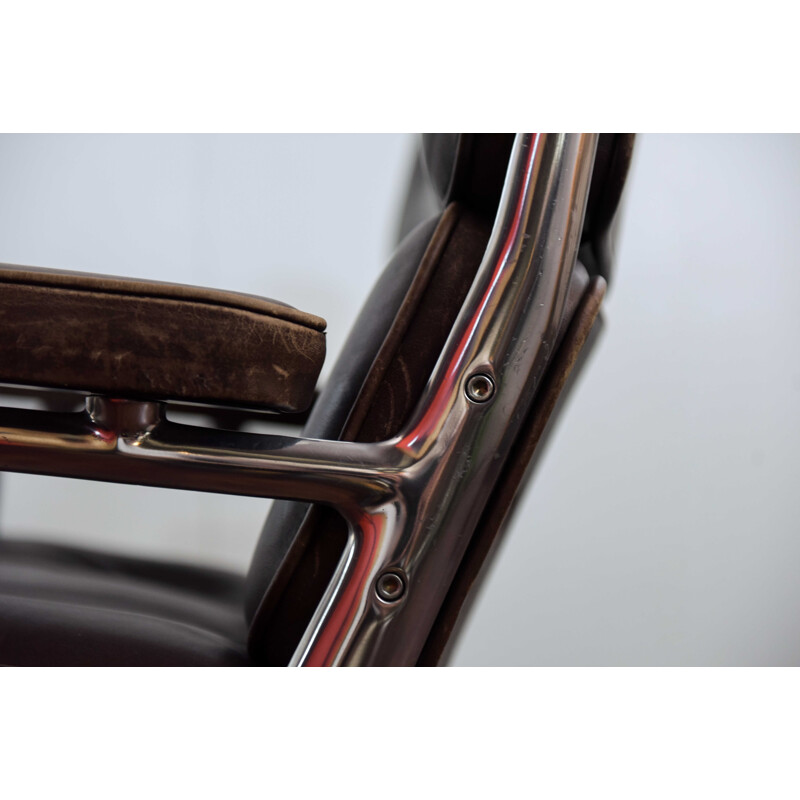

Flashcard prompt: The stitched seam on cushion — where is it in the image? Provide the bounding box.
[0,283,328,339]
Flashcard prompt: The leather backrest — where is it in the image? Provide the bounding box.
[396,134,515,241]
[422,133,516,214]
[578,133,635,280]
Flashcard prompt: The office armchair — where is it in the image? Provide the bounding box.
[0,133,633,666]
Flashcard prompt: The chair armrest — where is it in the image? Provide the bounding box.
[0,263,326,412]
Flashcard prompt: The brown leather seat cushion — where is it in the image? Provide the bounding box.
[0,539,250,666]
[0,263,326,411]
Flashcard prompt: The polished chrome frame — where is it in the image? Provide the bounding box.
[0,133,598,666]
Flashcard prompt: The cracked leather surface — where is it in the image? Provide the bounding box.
[0,263,326,411]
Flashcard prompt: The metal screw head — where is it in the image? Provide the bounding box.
[465,373,495,403]
[376,571,406,603]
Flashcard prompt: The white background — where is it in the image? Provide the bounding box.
[1,134,798,665]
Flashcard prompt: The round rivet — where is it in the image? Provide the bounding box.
[465,373,495,403]
[376,571,406,603]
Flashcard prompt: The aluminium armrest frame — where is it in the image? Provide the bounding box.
[0,134,598,666]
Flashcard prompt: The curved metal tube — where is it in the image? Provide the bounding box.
[0,400,402,512]
[292,133,598,665]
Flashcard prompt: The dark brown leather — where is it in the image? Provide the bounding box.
[0,263,327,412]
[422,134,516,215]
[397,135,516,245]
[417,268,607,665]
[421,133,461,201]
[245,205,494,663]
[0,540,250,666]
[580,133,635,281]
[395,149,443,255]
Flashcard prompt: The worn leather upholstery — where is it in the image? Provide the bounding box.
[0,264,325,664]
[0,263,327,412]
